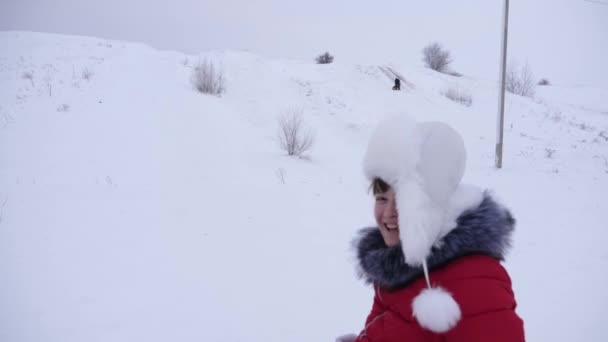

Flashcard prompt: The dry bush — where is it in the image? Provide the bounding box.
[82,68,94,81]
[422,42,452,73]
[57,104,70,112]
[191,59,225,95]
[549,110,563,123]
[506,61,535,97]
[277,108,314,157]
[441,87,472,107]
[315,52,334,64]
[275,168,286,184]
[22,71,34,87]
[578,122,594,132]
[0,107,15,128]
[538,78,550,86]
[44,76,52,96]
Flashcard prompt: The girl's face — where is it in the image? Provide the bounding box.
[374,189,400,247]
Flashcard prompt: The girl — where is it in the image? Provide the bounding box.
[338,116,525,341]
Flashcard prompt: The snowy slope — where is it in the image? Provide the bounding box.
[1,31,607,342]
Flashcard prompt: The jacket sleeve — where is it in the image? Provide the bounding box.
[444,308,525,342]
[364,288,387,327]
[443,275,525,342]
[355,288,387,341]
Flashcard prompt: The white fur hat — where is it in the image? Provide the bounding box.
[363,114,466,333]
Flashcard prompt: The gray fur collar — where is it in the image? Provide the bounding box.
[354,193,515,289]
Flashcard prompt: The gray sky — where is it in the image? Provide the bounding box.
[2,0,607,87]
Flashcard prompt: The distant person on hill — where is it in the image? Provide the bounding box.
[392,78,400,91]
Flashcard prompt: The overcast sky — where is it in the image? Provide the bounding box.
[1,0,607,87]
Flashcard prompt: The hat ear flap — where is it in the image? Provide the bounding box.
[416,122,466,206]
[397,122,466,266]
[396,178,443,266]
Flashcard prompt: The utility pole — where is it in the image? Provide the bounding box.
[496,0,509,168]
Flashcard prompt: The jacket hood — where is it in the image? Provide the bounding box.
[354,192,515,289]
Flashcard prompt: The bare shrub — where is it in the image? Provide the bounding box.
[569,120,594,132]
[191,59,225,95]
[0,198,6,224]
[276,168,286,184]
[22,71,34,87]
[448,71,462,77]
[538,78,550,86]
[506,61,535,97]
[545,148,556,159]
[422,42,452,73]
[44,76,52,96]
[441,87,472,107]
[56,104,70,112]
[277,108,314,157]
[82,68,94,81]
[549,110,563,123]
[0,107,15,128]
[578,122,594,132]
[599,131,608,142]
[315,52,334,64]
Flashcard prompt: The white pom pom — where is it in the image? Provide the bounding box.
[412,287,461,333]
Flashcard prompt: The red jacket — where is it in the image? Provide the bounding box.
[355,255,524,342]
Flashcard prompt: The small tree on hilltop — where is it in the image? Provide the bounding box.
[422,42,452,73]
[315,52,334,64]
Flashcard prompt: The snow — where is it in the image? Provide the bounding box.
[1,31,607,342]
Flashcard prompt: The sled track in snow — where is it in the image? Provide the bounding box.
[378,66,415,90]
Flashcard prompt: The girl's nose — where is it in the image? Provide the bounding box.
[385,196,398,218]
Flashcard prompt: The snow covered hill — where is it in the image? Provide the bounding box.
[1,31,607,342]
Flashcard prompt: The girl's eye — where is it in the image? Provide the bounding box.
[376,196,387,203]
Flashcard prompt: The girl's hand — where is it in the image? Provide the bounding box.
[335,333,358,342]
